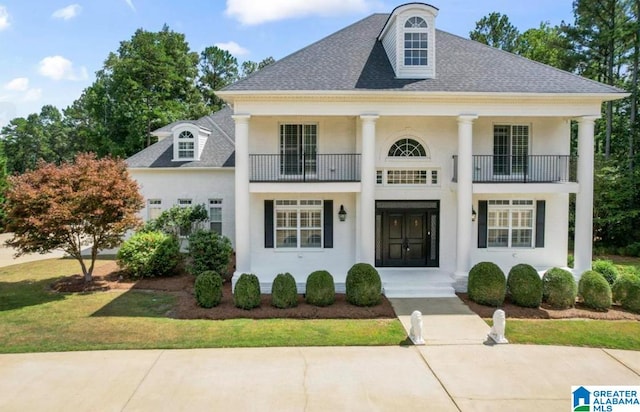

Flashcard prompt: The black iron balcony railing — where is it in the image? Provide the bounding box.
[250,154,361,182]
[452,155,577,183]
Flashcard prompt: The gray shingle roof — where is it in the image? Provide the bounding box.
[222,13,622,94]
[126,107,235,168]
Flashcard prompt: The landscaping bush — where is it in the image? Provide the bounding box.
[620,277,640,313]
[467,262,506,307]
[612,272,640,303]
[117,230,181,279]
[271,273,298,309]
[305,270,335,307]
[592,259,619,286]
[194,271,223,308]
[507,264,543,308]
[233,273,261,310]
[542,267,577,309]
[578,270,612,310]
[187,229,233,280]
[345,263,382,307]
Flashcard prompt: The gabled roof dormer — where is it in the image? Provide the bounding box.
[171,123,211,162]
[378,3,438,79]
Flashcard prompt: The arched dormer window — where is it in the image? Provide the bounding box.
[404,16,428,66]
[388,138,427,158]
[178,130,195,159]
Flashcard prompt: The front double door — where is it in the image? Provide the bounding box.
[376,201,439,267]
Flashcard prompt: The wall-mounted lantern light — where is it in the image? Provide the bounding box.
[338,205,347,222]
[472,207,477,222]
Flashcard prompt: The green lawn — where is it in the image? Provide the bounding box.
[0,258,406,353]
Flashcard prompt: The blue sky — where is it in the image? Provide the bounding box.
[0,0,574,127]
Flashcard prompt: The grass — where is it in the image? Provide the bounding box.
[0,258,406,353]
[499,320,640,351]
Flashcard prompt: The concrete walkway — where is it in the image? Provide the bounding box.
[1,345,639,411]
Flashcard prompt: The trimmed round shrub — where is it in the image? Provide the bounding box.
[117,230,181,279]
[467,262,506,307]
[346,263,382,307]
[542,267,577,309]
[612,272,640,304]
[187,229,233,280]
[271,273,298,309]
[621,277,640,313]
[233,273,261,310]
[194,271,223,308]
[578,270,612,310]
[592,260,619,286]
[305,270,335,307]
[507,264,543,308]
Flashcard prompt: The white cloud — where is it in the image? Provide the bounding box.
[215,41,249,56]
[23,88,42,102]
[0,6,10,30]
[52,4,82,20]
[124,0,136,12]
[225,0,369,25]
[38,55,88,81]
[5,77,29,91]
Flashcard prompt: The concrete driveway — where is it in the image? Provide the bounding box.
[0,233,66,267]
[1,345,639,411]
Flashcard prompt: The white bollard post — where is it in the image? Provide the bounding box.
[488,309,508,344]
[409,310,425,345]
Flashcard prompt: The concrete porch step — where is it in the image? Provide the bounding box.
[383,285,456,298]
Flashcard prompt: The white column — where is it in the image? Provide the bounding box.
[359,114,378,264]
[233,114,251,274]
[456,115,478,276]
[574,116,599,276]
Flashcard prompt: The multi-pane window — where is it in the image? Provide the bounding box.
[388,138,427,157]
[275,200,322,248]
[209,199,222,233]
[487,200,534,248]
[376,169,439,186]
[178,199,192,206]
[178,130,195,159]
[493,125,529,175]
[148,199,162,220]
[404,16,428,66]
[280,124,317,175]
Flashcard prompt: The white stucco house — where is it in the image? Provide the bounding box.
[127,3,627,297]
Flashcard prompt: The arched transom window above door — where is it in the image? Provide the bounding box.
[388,138,429,158]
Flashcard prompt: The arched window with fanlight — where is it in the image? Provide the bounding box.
[388,138,427,158]
[404,16,428,66]
[177,130,195,159]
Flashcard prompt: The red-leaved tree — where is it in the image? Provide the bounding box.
[5,153,144,281]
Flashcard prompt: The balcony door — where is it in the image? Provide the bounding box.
[280,124,317,176]
[493,125,529,176]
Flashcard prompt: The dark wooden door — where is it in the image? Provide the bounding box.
[382,210,428,267]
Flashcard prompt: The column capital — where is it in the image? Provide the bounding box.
[360,114,379,122]
[457,114,478,124]
[576,115,600,124]
[232,113,251,123]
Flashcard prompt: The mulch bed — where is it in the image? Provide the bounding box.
[50,261,397,320]
[457,293,640,321]
[50,262,640,321]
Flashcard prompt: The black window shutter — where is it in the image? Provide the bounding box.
[535,200,546,248]
[264,200,274,248]
[323,200,333,248]
[478,201,488,248]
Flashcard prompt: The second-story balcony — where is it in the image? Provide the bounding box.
[452,155,577,183]
[250,154,361,182]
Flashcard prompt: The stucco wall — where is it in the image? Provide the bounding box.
[130,168,236,246]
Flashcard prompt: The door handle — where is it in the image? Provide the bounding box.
[403,238,410,252]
